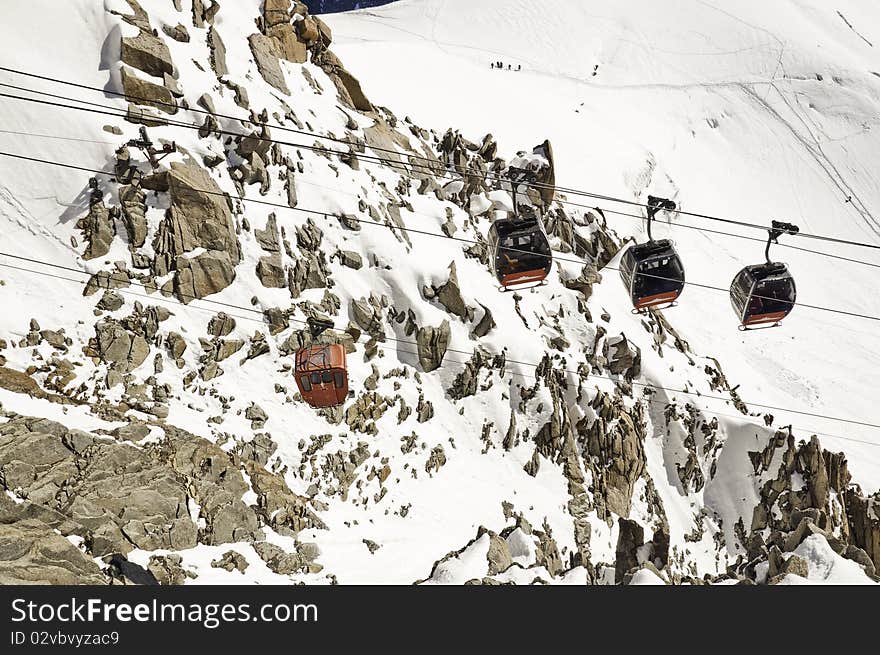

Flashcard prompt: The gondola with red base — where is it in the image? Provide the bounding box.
[619,196,685,312]
[488,168,553,292]
[730,221,799,330]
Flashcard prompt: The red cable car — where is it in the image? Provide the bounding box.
[730,221,799,330]
[294,318,349,408]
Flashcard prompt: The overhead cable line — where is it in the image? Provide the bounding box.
[2,67,880,253]
[2,254,879,436]
[2,149,879,325]
[0,151,880,431]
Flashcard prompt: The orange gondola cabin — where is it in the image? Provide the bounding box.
[294,343,349,408]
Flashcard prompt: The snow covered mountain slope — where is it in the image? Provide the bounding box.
[327,0,880,472]
[0,0,877,585]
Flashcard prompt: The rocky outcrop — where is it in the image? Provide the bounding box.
[76,200,115,260]
[577,392,647,518]
[121,29,174,78]
[120,66,176,114]
[93,320,150,373]
[743,433,880,582]
[423,262,473,322]
[0,498,107,584]
[248,33,291,95]
[151,159,241,302]
[416,320,450,373]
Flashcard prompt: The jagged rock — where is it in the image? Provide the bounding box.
[174,250,236,303]
[257,253,286,288]
[166,331,186,360]
[563,264,602,302]
[84,269,131,296]
[448,349,504,400]
[579,397,646,518]
[207,26,228,76]
[162,23,190,43]
[245,460,325,533]
[416,320,450,373]
[40,329,66,350]
[120,66,176,114]
[248,33,290,94]
[245,403,268,430]
[486,532,513,575]
[153,158,240,289]
[253,541,319,575]
[207,312,236,337]
[0,504,107,584]
[345,393,390,435]
[315,50,373,112]
[245,331,270,361]
[211,550,249,573]
[846,490,880,571]
[119,184,148,248]
[416,394,434,422]
[94,321,150,372]
[615,518,644,583]
[237,434,277,466]
[604,333,641,381]
[76,200,115,260]
[425,445,446,475]
[426,262,472,321]
[534,529,564,577]
[338,250,362,269]
[120,29,174,78]
[349,297,383,338]
[148,554,194,585]
[470,303,495,338]
[254,213,280,252]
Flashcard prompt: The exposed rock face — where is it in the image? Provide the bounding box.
[207,312,236,337]
[120,66,176,114]
[416,320,450,373]
[604,333,641,381]
[615,518,644,583]
[94,320,150,373]
[578,393,646,518]
[249,34,291,94]
[0,410,324,585]
[424,262,473,322]
[314,50,373,112]
[76,200,115,260]
[151,159,241,302]
[741,433,880,582]
[121,29,174,78]
[119,184,148,249]
[0,500,107,584]
[207,26,228,76]
[257,253,286,288]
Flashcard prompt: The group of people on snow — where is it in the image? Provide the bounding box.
[490,61,521,71]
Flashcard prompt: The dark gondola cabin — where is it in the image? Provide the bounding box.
[294,343,348,408]
[730,263,796,328]
[729,220,799,330]
[487,215,552,290]
[619,239,685,310]
[619,196,685,311]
